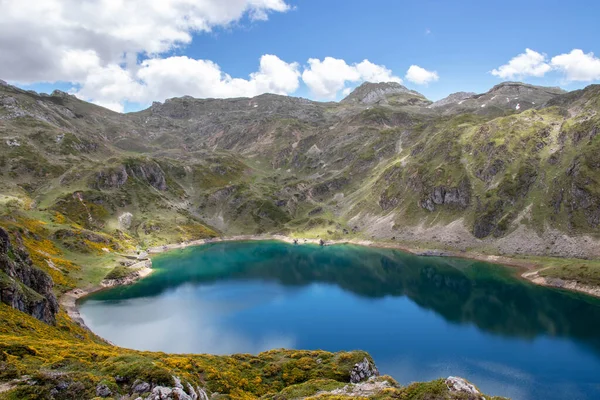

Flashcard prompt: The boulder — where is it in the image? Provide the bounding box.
[96,383,112,397]
[445,376,483,399]
[132,380,151,393]
[143,377,205,400]
[350,357,379,383]
[119,212,133,230]
[148,386,173,400]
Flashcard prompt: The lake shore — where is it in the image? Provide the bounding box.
[60,260,153,332]
[63,234,600,332]
[148,234,600,299]
[148,233,539,269]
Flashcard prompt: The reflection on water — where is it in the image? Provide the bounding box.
[80,241,600,400]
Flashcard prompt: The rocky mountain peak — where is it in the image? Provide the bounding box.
[51,89,74,98]
[485,81,565,98]
[0,79,8,87]
[342,81,424,105]
[430,82,566,115]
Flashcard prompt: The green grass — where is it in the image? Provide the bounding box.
[104,266,136,280]
[540,263,600,286]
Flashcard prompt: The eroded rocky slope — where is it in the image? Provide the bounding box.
[2,80,600,260]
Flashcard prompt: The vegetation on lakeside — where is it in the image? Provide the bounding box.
[3,79,600,398]
[0,303,510,399]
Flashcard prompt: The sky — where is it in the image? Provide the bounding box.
[2,0,600,113]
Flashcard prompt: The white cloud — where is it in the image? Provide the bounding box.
[73,54,300,112]
[551,49,600,82]
[492,48,600,83]
[355,60,402,84]
[0,0,290,83]
[491,48,551,79]
[0,0,297,112]
[301,57,401,99]
[405,65,439,85]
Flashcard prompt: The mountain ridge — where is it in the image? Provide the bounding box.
[1,77,598,400]
[1,79,600,273]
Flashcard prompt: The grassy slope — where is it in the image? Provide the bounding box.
[2,83,600,398]
[0,304,508,399]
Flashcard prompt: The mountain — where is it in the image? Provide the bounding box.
[430,82,566,115]
[2,80,600,262]
[341,81,430,106]
[1,78,597,399]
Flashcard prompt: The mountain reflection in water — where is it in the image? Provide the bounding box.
[81,241,600,400]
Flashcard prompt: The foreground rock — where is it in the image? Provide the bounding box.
[142,376,208,400]
[350,357,380,383]
[446,376,485,399]
[0,227,58,324]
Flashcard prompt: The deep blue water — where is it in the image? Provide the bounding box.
[80,241,600,399]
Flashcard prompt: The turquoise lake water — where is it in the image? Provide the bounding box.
[80,241,600,400]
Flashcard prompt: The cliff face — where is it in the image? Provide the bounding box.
[0,227,58,324]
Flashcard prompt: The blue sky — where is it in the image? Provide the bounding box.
[4,0,600,112]
[182,0,600,97]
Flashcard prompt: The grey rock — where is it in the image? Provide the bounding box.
[1,96,17,106]
[132,381,151,393]
[350,357,379,383]
[96,383,112,397]
[126,160,168,191]
[0,227,59,324]
[145,378,204,400]
[445,376,483,399]
[173,376,184,390]
[148,386,173,400]
[96,165,129,189]
[119,212,134,230]
[420,179,471,212]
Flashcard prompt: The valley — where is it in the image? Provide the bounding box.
[2,78,600,399]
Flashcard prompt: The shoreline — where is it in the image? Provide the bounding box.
[148,234,535,267]
[148,234,600,299]
[60,260,153,332]
[63,234,600,332]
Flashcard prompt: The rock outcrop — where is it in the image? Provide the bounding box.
[126,160,168,191]
[141,376,208,400]
[420,179,472,212]
[0,227,58,324]
[349,357,379,383]
[96,165,129,189]
[119,212,133,229]
[445,376,485,399]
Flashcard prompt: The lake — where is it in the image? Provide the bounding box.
[79,241,600,400]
